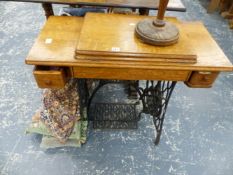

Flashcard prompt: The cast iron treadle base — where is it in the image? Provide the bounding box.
[77,79,177,145]
[132,81,177,145]
[90,103,139,129]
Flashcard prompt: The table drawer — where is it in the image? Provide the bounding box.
[185,71,219,88]
[33,66,68,89]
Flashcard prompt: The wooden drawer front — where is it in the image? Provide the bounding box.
[185,71,219,88]
[72,67,191,81]
[33,66,67,89]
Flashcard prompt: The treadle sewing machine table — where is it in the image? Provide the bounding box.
[25,13,233,145]
[1,0,186,16]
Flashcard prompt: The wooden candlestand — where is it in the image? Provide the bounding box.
[135,0,179,46]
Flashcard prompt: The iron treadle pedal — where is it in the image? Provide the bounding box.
[89,102,140,129]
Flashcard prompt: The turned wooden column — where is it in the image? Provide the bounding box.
[42,3,54,19]
[157,0,169,18]
[155,0,169,26]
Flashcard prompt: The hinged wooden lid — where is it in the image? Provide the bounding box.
[76,13,197,64]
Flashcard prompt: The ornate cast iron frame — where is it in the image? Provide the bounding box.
[77,79,176,145]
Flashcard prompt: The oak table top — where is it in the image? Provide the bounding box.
[26,14,233,72]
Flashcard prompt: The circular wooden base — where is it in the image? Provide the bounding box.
[135,19,179,46]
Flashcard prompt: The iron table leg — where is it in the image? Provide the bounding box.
[133,81,177,145]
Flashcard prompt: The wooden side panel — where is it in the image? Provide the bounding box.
[72,67,191,81]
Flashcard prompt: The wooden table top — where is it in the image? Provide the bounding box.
[1,0,186,11]
[26,15,233,72]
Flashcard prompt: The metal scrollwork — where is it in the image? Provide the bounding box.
[77,79,176,145]
[133,81,177,145]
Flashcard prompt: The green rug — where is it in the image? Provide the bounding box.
[26,108,88,149]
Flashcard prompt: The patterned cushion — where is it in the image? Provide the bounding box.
[40,79,80,143]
